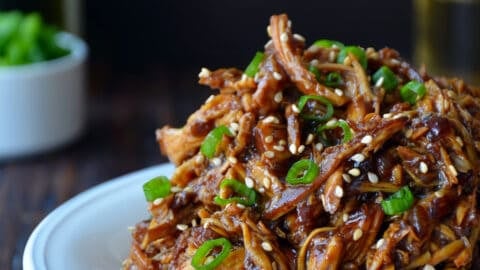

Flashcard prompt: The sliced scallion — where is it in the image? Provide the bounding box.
[286,159,320,185]
[400,80,426,105]
[244,51,265,78]
[313,39,345,49]
[372,66,398,92]
[297,95,334,122]
[191,238,232,270]
[381,186,414,215]
[200,126,233,159]
[316,119,352,143]
[325,72,343,87]
[142,176,171,202]
[337,46,367,69]
[214,179,257,206]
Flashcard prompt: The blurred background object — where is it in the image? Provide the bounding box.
[414,0,480,85]
[1,0,478,269]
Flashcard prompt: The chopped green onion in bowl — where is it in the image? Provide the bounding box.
[0,11,70,66]
[313,39,344,49]
[286,159,319,185]
[200,125,233,159]
[381,186,414,215]
[191,238,232,270]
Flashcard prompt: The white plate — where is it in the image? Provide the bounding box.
[23,163,175,270]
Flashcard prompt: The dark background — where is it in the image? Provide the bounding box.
[0,1,414,269]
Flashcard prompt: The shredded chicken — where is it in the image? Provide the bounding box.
[125,14,480,270]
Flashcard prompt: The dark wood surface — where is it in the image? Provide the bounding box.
[0,68,210,270]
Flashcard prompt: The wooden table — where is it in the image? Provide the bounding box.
[0,69,211,269]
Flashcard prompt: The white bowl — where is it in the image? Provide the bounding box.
[0,32,88,159]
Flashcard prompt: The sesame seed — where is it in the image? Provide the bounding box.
[455,136,464,147]
[361,135,373,144]
[419,161,428,174]
[198,67,211,78]
[264,116,280,124]
[293,33,305,42]
[265,135,274,143]
[375,238,385,249]
[334,185,344,198]
[287,20,292,28]
[280,32,289,42]
[375,76,384,88]
[236,203,246,209]
[351,153,366,163]
[448,165,458,176]
[342,213,349,222]
[310,59,319,66]
[297,144,305,153]
[367,172,379,184]
[328,51,336,62]
[264,40,273,49]
[184,186,193,193]
[205,94,215,103]
[326,118,338,127]
[390,59,400,65]
[191,219,197,227]
[343,56,352,65]
[342,173,352,183]
[334,88,344,96]
[292,104,300,113]
[273,72,282,80]
[171,186,182,193]
[348,168,361,177]
[261,241,273,251]
[240,74,248,82]
[267,26,272,36]
[264,151,275,159]
[353,229,363,241]
[393,114,403,119]
[211,157,222,166]
[306,133,314,145]
[405,129,413,138]
[195,155,205,164]
[423,265,435,270]
[289,144,297,154]
[258,187,265,193]
[263,177,271,189]
[230,122,239,131]
[245,177,254,188]
[273,145,285,152]
[228,156,238,164]
[315,143,324,152]
[176,224,188,231]
[279,139,287,145]
[153,198,164,206]
[435,190,444,198]
[382,113,393,119]
[274,92,283,103]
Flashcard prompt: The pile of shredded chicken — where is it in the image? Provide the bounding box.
[124,14,480,269]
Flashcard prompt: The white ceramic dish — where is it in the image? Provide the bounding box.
[0,32,88,159]
[23,163,175,270]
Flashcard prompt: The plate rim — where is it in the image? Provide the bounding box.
[22,163,174,270]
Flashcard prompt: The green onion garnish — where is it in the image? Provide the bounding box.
[200,125,233,159]
[400,80,426,105]
[286,159,320,185]
[324,72,343,87]
[297,95,334,122]
[381,186,414,215]
[142,176,171,202]
[313,39,345,49]
[191,238,232,270]
[337,46,367,69]
[372,66,398,92]
[214,179,257,206]
[308,64,321,81]
[316,119,352,143]
[244,51,265,78]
